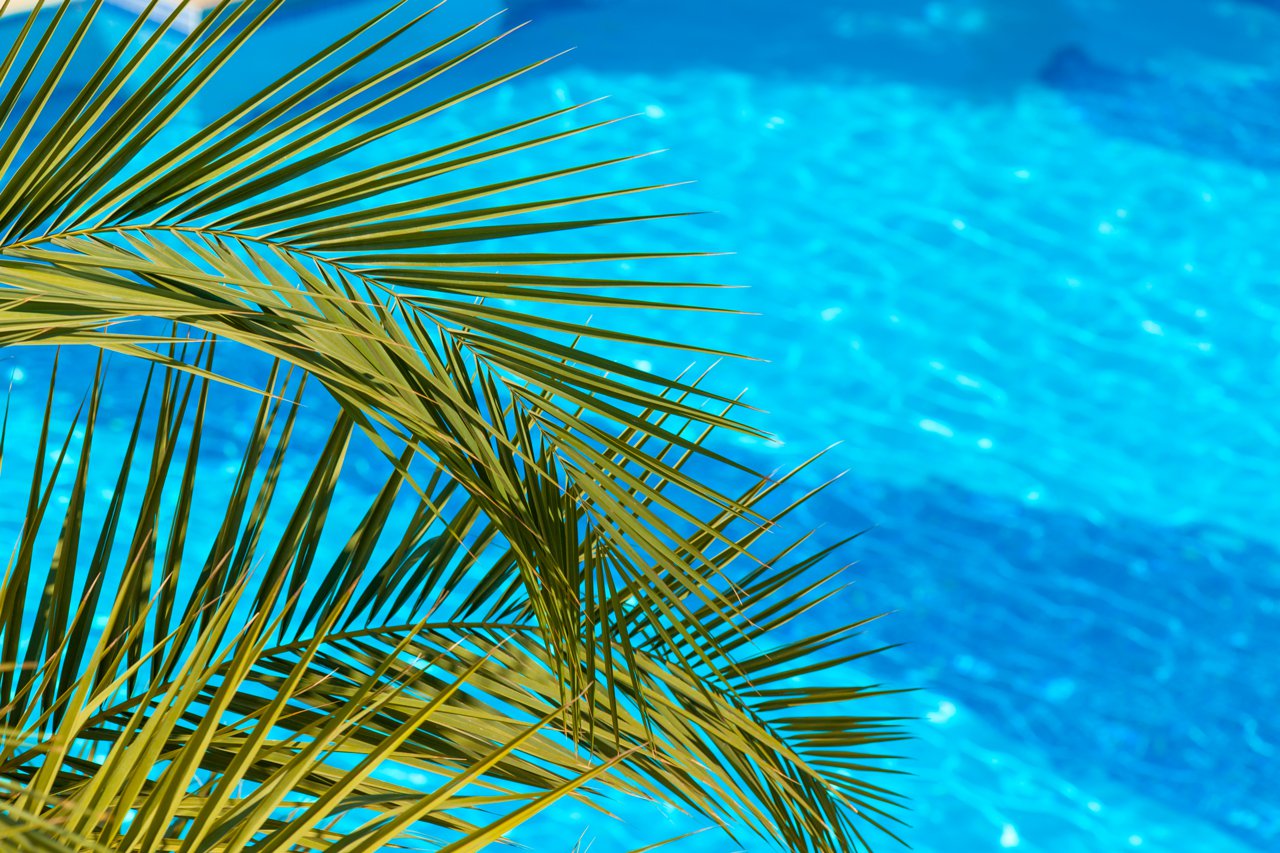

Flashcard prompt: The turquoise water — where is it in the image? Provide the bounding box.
[470,4,1280,849]
[4,0,1279,850]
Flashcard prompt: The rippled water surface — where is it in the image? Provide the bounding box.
[470,3,1280,849]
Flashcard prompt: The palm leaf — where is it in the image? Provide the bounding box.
[0,354,904,850]
[0,2,908,851]
[0,0,777,700]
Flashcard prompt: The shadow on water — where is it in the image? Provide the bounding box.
[765,466,1280,848]
[505,0,1280,173]
[505,0,1084,95]
[1041,45,1280,170]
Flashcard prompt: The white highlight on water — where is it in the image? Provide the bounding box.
[919,419,954,438]
[926,700,956,724]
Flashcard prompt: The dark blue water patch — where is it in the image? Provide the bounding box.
[500,0,1082,94]
[1040,45,1280,170]
[0,0,512,125]
[775,470,1280,848]
[507,0,596,16]
[176,0,510,120]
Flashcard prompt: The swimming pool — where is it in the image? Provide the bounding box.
[487,2,1280,850]
[3,0,1277,850]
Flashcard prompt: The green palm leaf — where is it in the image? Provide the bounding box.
[0,2,908,851]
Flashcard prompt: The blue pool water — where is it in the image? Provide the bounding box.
[4,0,1280,850]
[474,3,1280,849]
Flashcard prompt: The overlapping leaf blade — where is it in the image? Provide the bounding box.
[0,1,906,851]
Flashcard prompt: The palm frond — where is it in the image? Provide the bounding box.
[0,353,904,851]
[0,2,908,851]
[0,0,777,701]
